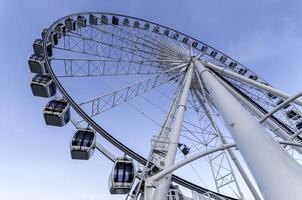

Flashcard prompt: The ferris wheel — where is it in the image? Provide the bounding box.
[28,12,302,200]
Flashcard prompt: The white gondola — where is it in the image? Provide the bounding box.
[164,29,170,36]
[28,54,48,74]
[144,22,150,30]
[134,21,140,29]
[153,25,160,33]
[219,55,227,63]
[178,143,190,156]
[109,157,135,194]
[192,41,198,48]
[229,61,237,69]
[182,37,189,44]
[77,15,87,28]
[173,32,179,40]
[70,129,96,160]
[30,74,56,98]
[55,23,66,38]
[200,46,208,53]
[33,39,52,57]
[296,121,302,130]
[65,18,76,31]
[210,50,217,58]
[123,18,130,26]
[249,74,258,80]
[101,15,108,24]
[112,16,119,25]
[43,99,70,126]
[238,68,247,75]
[287,110,301,120]
[268,92,278,99]
[41,29,58,45]
[89,14,98,25]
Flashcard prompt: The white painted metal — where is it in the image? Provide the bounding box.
[194,60,302,200]
[203,61,302,107]
[260,92,302,123]
[215,75,302,155]
[153,72,184,153]
[153,62,194,200]
[193,88,259,199]
[149,144,236,182]
[193,71,247,199]
[140,83,184,200]
[95,142,116,162]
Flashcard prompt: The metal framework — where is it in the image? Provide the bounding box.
[28,12,302,200]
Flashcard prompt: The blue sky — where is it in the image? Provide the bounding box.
[0,0,302,199]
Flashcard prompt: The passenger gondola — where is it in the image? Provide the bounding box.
[153,25,160,33]
[249,74,258,81]
[182,37,189,44]
[219,56,227,63]
[268,93,277,99]
[143,22,150,30]
[33,39,52,57]
[41,29,58,45]
[192,41,198,48]
[43,99,70,126]
[173,33,179,40]
[229,61,237,69]
[134,21,140,29]
[30,74,56,97]
[89,14,98,25]
[238,68,247,75]
[164,29,170,36]
[287,110,301,120]
[109,157,135,194]
[123,18,130,26]
[65,18,76,31]
[178,143,190,156]
[210,50,217,58]
[112,16,119,25]
[28,54,48,74]
[77,15,87,28]
[55,23,66,38]
[101,15,108,24]
[296,121,302,130]
[70,128,96,160]
[200,46,208,53]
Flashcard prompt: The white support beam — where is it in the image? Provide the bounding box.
[192,86,261,200]
[203,61,302,107]
[95,142,116,162]
[147,144,236,183]
[215,75,302,155]
[151,62,194,200]
[194,60,302,200]
[260,92,302,123]
[193,70,245,198]
[279,141,302,148]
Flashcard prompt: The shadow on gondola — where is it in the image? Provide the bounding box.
[70,128,96,160]
[43,99,70,126]
[109,156,135,194]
